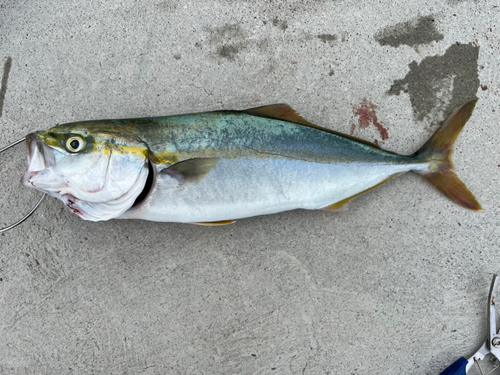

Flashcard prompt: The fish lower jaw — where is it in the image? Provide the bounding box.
[21,172,38,187]
[21,172,58,193]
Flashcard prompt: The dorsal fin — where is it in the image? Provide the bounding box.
[244,104,384,150]
[245,104,316,126]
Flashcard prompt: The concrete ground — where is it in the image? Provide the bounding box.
[0,1,499,374]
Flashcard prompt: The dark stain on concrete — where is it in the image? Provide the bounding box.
[387,43,479,122]
[210,24,246,42]
[204,24,274,62]
[207,24,248,61]
[328,69,334,76]
[272,18,288,31]
[0,56,12,118]
[218,45,241,60]
[259,37,272,48]
[173,54,181,60]
[317,34,338,44]
[375,15,444,49]
[155,1,179,12]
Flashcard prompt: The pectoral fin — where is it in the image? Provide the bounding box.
[160,158,219,186]
[192,220,236,226]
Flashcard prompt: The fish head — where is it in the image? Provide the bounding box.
[22,123,151,221]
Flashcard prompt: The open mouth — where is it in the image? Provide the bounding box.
[25,133,55,173]
[22,133,57,189]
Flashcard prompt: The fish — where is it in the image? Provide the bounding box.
[22,100,481,225]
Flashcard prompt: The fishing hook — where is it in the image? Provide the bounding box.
[0,138,46,233]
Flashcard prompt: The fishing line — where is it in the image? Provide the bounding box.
[0,138,46,233]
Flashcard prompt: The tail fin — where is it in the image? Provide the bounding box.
[415,99,481,211]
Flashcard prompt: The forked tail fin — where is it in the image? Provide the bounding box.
[415,99,481,211]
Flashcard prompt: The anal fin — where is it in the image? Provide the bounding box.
[192,220,236,226]
[321,174,402,212]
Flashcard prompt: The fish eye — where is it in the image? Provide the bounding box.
[66,136,86,153]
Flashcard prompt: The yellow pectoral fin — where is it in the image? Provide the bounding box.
[321,174,402,212]
[192,220,236,226]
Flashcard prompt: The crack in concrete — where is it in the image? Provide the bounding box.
[189,83,223,106]
[0,56,12,118]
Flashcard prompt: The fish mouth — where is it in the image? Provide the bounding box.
[21,133,57,190]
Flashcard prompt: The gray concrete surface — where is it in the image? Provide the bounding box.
[0,1,499,374]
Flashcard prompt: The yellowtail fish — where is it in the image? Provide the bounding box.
[22,100,481,225]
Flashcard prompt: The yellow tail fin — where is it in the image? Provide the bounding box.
[416,99,481,211]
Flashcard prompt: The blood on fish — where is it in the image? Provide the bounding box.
[352,98,389,140]
[65,197,83,216]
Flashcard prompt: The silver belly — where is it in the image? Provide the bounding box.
[121,158,426,223]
